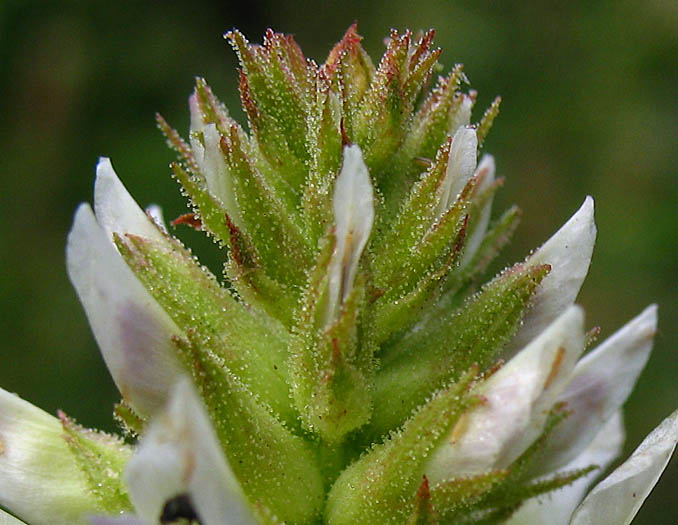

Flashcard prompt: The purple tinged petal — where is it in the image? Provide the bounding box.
[66,204,183,416]
[509,412,625,525]
[570,409,678,525]
[535,305,657,475]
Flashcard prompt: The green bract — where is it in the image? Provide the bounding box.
[0,26,676,525]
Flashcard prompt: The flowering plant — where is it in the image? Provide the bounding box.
[0,26,675,525]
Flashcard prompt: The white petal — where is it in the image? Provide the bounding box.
[504,197,596,358]
[425,306,586,483]
[460,154,495,266]
[509,412,625,525]
[189,93,208,168]
[0,509,28,525]
[189,92,204,135]
[326,144,374,324]
[535,305,657,475]
[448,93,473,135]
[93,158,165,244]
[203,125,243,226]
[436,126,478,217]
[145,204,167,233]
[125,378,256,525]
[66,204,183,415]
[570,409,678,525]
[0,388,100,524]
[188,96,242,227]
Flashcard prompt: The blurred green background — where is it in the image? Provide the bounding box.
[0,0,675,522]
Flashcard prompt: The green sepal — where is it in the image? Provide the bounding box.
[391,66,470,205]
[352,30,441,194]
[405,65,467,163]
[170,161,232,246]
[289,232,374,441]
[173,335,325,525]
[194,76,233,133]
[460,204,521,281]
[220,121,312,289]
[156,113,200,175]
[325,368,478,524]
[429,470,509,522]
[476,96,501,147]
[112,400,144,439]
[458,466,596,524]
[366,262,550,440]
[222,214,298,327]
[371,137,453,278]
[301,74,343,244]
[435,204,522,315]
[370,213,468,344]
[323,24,375,140]
[227,29,311,192]
[115,232,298,428]
[59,412,133,514]
[371,147,479,308]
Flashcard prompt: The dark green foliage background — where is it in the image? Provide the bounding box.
[0,1,675,522]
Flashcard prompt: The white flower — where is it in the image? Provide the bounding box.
[66,158,183,416]
[425,305,586,482]
[188,94,242,225]
[570,408,678,524]
[325,144,374,325]
[507,412,626,525]
[459,153,496,266]
[423,226,672,524]
[91,378,257,525]
[503,196,596,358]
[435,126,478,218]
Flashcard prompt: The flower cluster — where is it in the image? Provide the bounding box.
[0,26,676,525]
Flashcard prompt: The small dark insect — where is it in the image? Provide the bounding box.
[160,493,201,524]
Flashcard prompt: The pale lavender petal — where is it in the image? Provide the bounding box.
[570,409,678,525]
[535,305,657,475]
[66,204,183,415]
[508,412,624,525]
[448,93,473,136]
